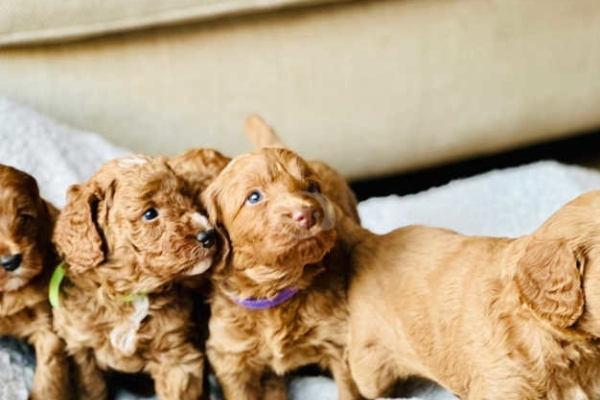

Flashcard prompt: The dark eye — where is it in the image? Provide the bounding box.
[246,191,263,205]
[142,208,159,221]
[307,181,321,193]
[18,214,35,226]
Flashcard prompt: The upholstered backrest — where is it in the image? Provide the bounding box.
[0,0,346,45]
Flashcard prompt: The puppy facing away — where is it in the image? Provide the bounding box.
[0,164,69,399]
[200,146,363,400]
[52,155,222,400]
[335,190,600,400]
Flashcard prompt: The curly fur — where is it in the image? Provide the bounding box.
[200,145,363,400]
[0,164,69,400]
[52,155,223,400]
[335,190,600,400]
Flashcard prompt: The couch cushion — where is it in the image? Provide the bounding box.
[0,0,345,46]
[2,0,600,180]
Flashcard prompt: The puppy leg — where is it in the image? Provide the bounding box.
[262,372,287,400]
[347,342,396,399]
[328,357,363,400]
[28,329,70,400]
[71,348,107,400]
[149,343,205,400]
[209,349,262,400]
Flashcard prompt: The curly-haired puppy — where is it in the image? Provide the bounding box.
[200,146,362,400]
[0,164,69,400]
[52,155,222,400]
[336,190,600,400]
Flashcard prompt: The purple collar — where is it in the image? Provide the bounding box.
[230,287,300,310]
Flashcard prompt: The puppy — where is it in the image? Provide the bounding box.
[201,146,362,400]
[52,155,222,400]
[336,190,600,400]
[0,164,69,400]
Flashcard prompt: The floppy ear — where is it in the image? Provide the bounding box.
[53,183,105,273]
[35,198,59,247]
[515,239,584,328]
[212,225,231,274]
[245,114,287,149]
[200,184,222,228]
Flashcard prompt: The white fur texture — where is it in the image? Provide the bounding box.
[109,296,150,357]
[192,213,211,230]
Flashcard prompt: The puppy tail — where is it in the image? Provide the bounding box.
[245,114,287,149]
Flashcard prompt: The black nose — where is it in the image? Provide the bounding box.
[196,229,217,249]
[0,254,22,272]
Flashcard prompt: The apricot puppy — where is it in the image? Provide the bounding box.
[0,164,69,400]
[336,190,600,400]
[201,146,362,400]
[52,155,221,400]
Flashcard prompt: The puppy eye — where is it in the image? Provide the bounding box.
[142,208,159,221]
[307,181,321,193]
[246,191,263,205]
[18,214,35,226]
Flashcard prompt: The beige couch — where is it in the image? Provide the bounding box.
[1,0,600,180]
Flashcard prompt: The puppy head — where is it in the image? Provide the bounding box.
[169,148,231,202]
[54,155,221,295]
[201,148,337,273]
[0,165,55,291]
[514,191,600,336]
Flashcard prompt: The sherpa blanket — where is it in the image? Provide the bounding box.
[2,97,600,400]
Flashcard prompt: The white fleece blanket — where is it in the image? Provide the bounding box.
[2,97,600,400]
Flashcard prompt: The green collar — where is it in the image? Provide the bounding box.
[49,263,147,308]
[48,263,66,308]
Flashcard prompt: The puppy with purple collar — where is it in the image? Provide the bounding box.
[201,142,362,400]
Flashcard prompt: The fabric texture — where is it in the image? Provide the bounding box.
[2,99,600,398]
[0,98,128,208]
[1,0,600,180]
[0,0,346,45]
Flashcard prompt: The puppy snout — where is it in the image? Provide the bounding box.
[196,229,217,249]
[0,253,22,272]
[293,206,318,229]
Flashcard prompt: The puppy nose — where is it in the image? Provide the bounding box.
[196,229,217,249]
[0,253,22,272]
[293,206,317,229]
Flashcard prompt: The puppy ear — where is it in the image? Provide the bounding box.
[36,199,59,246]
[54,183,105,273]
[515,239,584,328]
[43,200,60,224]
[245,114,287,149]
[200,184,222,228]
[213,225,231,274]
